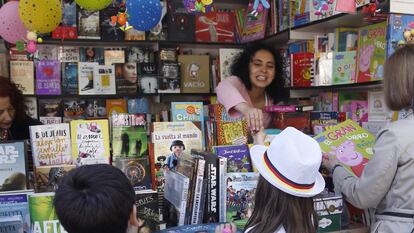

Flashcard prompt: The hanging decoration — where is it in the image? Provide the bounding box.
[25,31,42,54]
[110,2,133,31]
[0,1,27,44]
[18,0,62,34]
[127,0,162,31]
[362,0,387,23]
[248,0,270,18]
[183,0,214,13]
[75,0,112,11]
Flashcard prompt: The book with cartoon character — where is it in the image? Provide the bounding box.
[70,119,110,165]
[178,55,210,93]
[213,145,252,173]
[314,119,375,177]
[387,14,414,57]
[356,21,387,83]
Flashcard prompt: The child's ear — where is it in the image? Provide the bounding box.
[129,205,139,226]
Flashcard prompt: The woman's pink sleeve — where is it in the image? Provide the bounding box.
[216,76,248,118]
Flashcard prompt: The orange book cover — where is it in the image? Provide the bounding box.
[105,98,127,117]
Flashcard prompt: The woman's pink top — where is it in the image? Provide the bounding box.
[216,76,273,128]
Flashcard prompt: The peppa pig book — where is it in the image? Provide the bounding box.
[314,119,375,177]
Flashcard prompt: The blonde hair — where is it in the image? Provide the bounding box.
[384,45,414,110]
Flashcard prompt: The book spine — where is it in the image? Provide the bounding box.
[264,105,297,112]
[178,178,190,226]
[218,156,227,222]
[191,159,206,224]
[203,153,219,223]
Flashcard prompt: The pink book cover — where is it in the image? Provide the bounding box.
[264,105,297,112]
[240,2,269,43]
[350,100,368,124]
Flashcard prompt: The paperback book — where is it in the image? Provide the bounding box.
[0,141,28,192]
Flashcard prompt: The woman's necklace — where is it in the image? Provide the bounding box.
[0,129,8,141]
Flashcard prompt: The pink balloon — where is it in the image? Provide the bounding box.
[0,1,27,44]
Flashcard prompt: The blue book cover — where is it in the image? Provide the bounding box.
[387,14,414,57]
[0,215,23,233]
[213,145,252,172]
[0,192,31,233]
[155,223,243,233]
[0,141,27,192]
[62,62,78,95]
[128,98,149,114]
[61,0,76,26]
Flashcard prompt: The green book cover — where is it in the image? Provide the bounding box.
[112,126,148,158]
[332,51,357,85]
[314,119,375,177]
[29,193,67,233]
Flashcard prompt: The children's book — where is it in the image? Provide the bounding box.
[34,165,76,192]
[332,51,357,85]
[314,119,375,177]
[62,62,78,95]
[0,192,31,233]
[70,119,110,165]
[290,52,314,87]
[387,14,414,57]
[226,172,259,229]
[35,60,61,95]
[29,124,72,167]
[213,145,252,172]
[195,11,235,43]
[114,157,152,191]
[178,55,210,93]
[309,0,337,22]
[0,141,28,192]
[356,21,387,83]
[28,192,67,233]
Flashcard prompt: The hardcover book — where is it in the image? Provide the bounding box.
[213,145,252,172]
[28,193,66,233]
[332,51,357,85]
[35,60,61,95]
[195,11,235,43]
[0,141,28,192]
[70,119,110,165]
[114,157,152,191]
[387,14,414,57]
[29,124,72,167]
[290,52,314,87]
[178,55,210,93]
[314,119,375,177]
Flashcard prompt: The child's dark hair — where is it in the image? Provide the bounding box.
[231,42,289,103]
[54,164,135,233]
[245,175,318,233]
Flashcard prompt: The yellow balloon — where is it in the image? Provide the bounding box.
[18,0,62,34]
[75,0,112,11]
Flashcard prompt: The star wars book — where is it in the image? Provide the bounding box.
[0,141,28,192]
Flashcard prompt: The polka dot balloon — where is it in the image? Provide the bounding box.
[75,0,112,11]
[128,0,162,31]
[18,0,62,34]
[0,1,27,44]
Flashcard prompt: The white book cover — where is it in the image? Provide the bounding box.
[93,65,116,95]
[36,44,58,60]
[39,117,62,125]
[29,124,72,167]
[58,46,80,62]
[219,48,243,80]
[10,61,34,95]
[78,62,98,95]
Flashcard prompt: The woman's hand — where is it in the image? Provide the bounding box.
[322,153,340,173]
[235,103,264,132]
[215,223,237,233]
[252,127,266,145]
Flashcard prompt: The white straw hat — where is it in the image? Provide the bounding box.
[250,127,325,197]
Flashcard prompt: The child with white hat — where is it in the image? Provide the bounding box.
[216,127,325,233]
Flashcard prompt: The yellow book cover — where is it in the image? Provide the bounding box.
[70,119,110,165]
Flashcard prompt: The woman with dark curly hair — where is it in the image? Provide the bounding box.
[0,78,41,141]
[216,43,289,131]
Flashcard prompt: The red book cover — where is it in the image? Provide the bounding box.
[273,112,311,134]
[195,11,235,43]
[290,52,314,87]
[51,26,78,39]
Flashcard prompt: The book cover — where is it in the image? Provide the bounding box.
[240,3,268,43]
[218,48,243,80]
[114,157,152,191]
[106,99,128,117]
[84,99,107,119]
[61,62,78,95]
[387,14,414,57]
[77,8,100,39]
[171,102,204,122]
[70,119,110,165]
[93,65,116,95]
[314,119,375,177]
[216,121,249,146]
[213,145,252,172]
[332,51,357,85]
[138,63,158,94]
[334,27,358,52]
[153,223,243,233]
[273,111,311,134]
[195,11,235,43]
[368,91,391,122]
[79,47,104,64]
[63,99,86,119]
[36,45,58,61]
[39,117,62,125]
[34,165,76,192]
[126,47,152,63]
[226,172,259,229]
[128,98,149,114]
[178,55,210,93]
[0,192,30,233]
[35,60,61,95]
[115,63,138,95]
[29,193,66,233]
[309,0,337,22]
[112,124,148,158]
[357,21,387,83]
[58,46,80,62]
[0,141,27,192]
[29,124,73,167]
[38,99,62,118]
[158,62,180,93]
[134,190,161,232]
[350,100,369,124]
[290,52,314,87]
[24,97,38,120]
[78,62,99,95]
[10,61,34,95]
[51,0,77,39]
[104,49,125,65]
[125,29,146,41]
[163,170,190,226]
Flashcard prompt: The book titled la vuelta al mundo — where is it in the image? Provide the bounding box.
[314,119,376,177]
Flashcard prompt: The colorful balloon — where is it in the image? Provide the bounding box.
[75,0,112,11]
[0,1,27,44]
[127,0,162,31]
[18,0,62,33]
